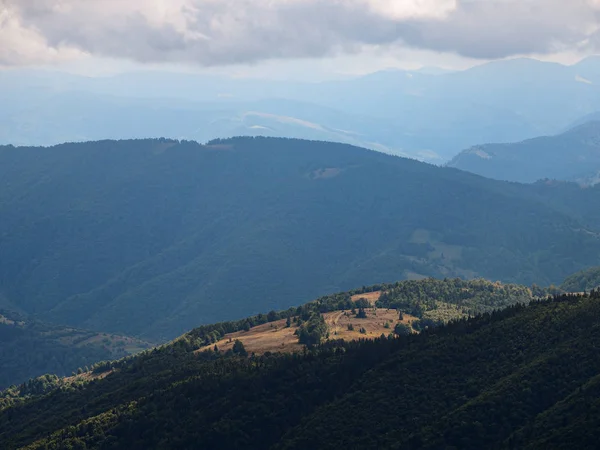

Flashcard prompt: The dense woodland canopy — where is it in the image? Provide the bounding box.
[2,137,600,340]
[560,266,600,292]
[2,291,600,449]
[0,310,151,390]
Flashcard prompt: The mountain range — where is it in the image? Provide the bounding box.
[4,57,600,160]
[2,137,600,341]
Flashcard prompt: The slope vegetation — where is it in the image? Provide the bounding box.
[1,288,599,449]
[0,310,151,389]
[448,121,600,184]
[2,137,600,339]
[560,266,600,292]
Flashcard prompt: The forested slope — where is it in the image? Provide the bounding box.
[0,310,151,390]
[0,276,535,390]
[448,121,600,184]
[1,291,599,449]
[560,266,600,292]
[2,137,600,339]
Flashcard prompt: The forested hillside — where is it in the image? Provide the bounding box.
[2,291,599,449]
[0,310,151,390]
[2,137,600,339]
[0,277,533,396]
[561,266,600,292]
[448,121,600,184]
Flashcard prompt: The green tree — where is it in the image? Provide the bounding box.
[232,340,247,357]
[394,323,412,336]
[296,314,328,348]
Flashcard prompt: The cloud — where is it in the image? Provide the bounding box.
[1,0,600,67]
[0,4,84,65]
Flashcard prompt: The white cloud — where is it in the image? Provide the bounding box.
[1,0,600,67]
[0,4,84,65]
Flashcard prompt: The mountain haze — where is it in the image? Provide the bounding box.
[4,57,600,160]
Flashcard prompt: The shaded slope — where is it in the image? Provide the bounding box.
[0,310,151,390]
[278,293,600,450]
[560,266,600,292]
[448,121,600,184]
[2,137,600,339]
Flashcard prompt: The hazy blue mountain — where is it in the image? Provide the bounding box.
[3,57,600,160]
[2,137,600,340]
[448,121,600,184]
[565,110,600,130]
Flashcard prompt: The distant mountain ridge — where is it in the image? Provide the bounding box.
[2,137,600,340]
[4,56,600,160]
[448,121,600,184]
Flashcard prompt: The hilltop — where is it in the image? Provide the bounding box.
[2,137,600,340]
[1,280,598,449]
[189,277,533,356]
[448,121,600,184]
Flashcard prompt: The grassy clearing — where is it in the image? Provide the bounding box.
[198,307,417,355]
[350,291,382,306]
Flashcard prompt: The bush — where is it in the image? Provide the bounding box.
[232,340,247,357]
[394,323,412,336]
[297,314,328,348]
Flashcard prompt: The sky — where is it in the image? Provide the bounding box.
[2,0,600,79]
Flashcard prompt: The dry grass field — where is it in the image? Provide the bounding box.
[350,291,382,305]
[198,303,416,355]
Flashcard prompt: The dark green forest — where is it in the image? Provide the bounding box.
[0,310,151,390]
[560,266,600,292]
[2,137,600,340]
[2,291,600,449]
